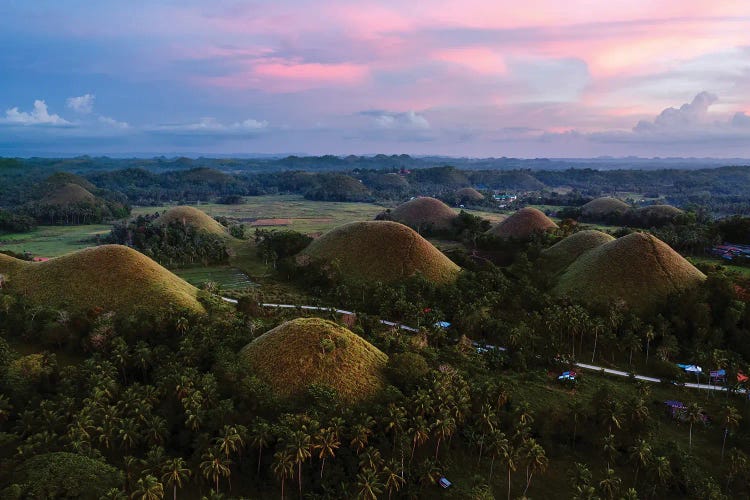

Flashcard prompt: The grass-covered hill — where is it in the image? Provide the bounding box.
[539,230,615,276]
[580,197,631,220]
[155,206,228,237]
[41,183,97,206]
[456,187,485,203]
[240,318,388,404]
[486,207,558,239]
[299,221,460,284]
[390,197,458,231]
[554,232,706,312]
[0,245,204,315]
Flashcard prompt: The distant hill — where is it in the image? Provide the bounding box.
[155,206,228,236]
[486,207,557,240]
[390,197,458,232]
[299,221,460,284]
[539,230,615,276]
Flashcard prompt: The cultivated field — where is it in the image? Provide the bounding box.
[0,224,111,257]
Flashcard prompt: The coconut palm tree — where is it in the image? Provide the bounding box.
[382,459,406,500]
[272,449,295,500]
[249,419,273,476]
[383,404,407,452]
[602,434,617,469]
[684,402,703,450]
[627,438,651,486]
[598,468,621,500]
[720,405,741,462]
[591,318,606,363]
[515,402,534,427]
[477,403,497,465]
[313,427,340,478]
[643,326,655,365]
[350,423,372,455]
[408,415,430,464]
[200,447,231,494]
[285,429,311,499]
[499,437,517,500]
[568,397,585,449]
[215,424,245,460]
[160,457,191,500]
[131,475,164,500]
[521,439,548,496]
[599,400,622,435]
[647,455,671,497]
[117,417,140,452]
[355,467,384,500]
[432,413,456,459]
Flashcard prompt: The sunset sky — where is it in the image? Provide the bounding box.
[2,1,750,157]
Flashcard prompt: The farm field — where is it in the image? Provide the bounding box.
[131,195,388,234]
[0,224,110,257]
[173,265,256,290]
[689,256,750,277]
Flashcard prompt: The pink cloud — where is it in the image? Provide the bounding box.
[433,47,507,74]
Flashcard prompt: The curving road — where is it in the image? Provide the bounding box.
[221,297,747,395]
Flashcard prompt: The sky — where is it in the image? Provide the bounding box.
[1,0,750,158]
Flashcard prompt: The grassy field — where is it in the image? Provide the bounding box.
[688,256,750,277]
[173,265,256,290]
[0,224,110,257]
[132,195,388,234]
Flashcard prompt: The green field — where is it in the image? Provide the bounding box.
[132,195,388,234]
[688,256,750,277]
[0,224,111,257]
[173,265,256,290]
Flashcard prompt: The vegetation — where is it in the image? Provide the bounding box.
[0,245,204,315]
[486,207,558,240]
[240,318,388,404]
[386,197,458,233]
[539,230,615,276]
[107,213,231,268]
[155,206,228,236]
[298,221,460,284]
[555,232,706,313]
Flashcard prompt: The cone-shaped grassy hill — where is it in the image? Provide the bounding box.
[554,232,705,312]
[456,187,485,203]
[42,183,97,205]
[155,206,227,236]
[539,230,615,276]
[636,204,683,219]
[390,197,458,231]
[486,207,558,239]
[240,318,388,404]
[580,197,630,219]
[0,245,204,315]
[300,221,460,284]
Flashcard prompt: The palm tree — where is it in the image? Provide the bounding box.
[620,487,638,500]
[200,447,232,494]
[160,457,191,500]
[598,468,621,500]
[355,467,384,500]
[286,429,311,499]
[499,438,517,500]
[272,449,295,500]
[643,326,655,365]
[648,455,671,497]
[521,439,548,496]
[515,402,534,427]
[131,475,164,500]
[432,413,456,459]
[249,419,273,476]
[382,459,406,500]
[383,404,407,452]
[627,439,651,486]
[408,415,430,464]
[117,417,140,452]
[602,434,617,469]
[477,403,497,465]
[487,430,508,481]
[591,317,606,363]
[215,425,245,460]
[568,397,585,449]
[313,427,340,478]
[720,405,741,462]
[599,400,622,435]
[350,423,372,455]
[684,402,703,450]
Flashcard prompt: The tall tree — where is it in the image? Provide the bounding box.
[684,403,703,451]
[720,405,741,462]
[160,457,191,500]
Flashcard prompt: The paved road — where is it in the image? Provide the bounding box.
[222,297,746,395]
